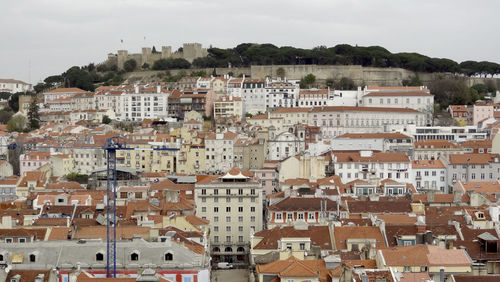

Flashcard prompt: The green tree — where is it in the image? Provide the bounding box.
[123,59,137,72]
[8,92,21,112]
[300,74,316,88]
[27,98,40,130]
[102,115,112,124]
[276,67,285,78]
[7,115,27,132]
[336,77,356,90]
[0,109,13,124]
[141,63,150,70]
[325,78,335,88]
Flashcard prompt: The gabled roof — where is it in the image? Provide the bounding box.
[256,256,324,278]
[253,226,332,250]
[334,226,385,249]
[364,91,431,97]
[379,245,471,267]
[268,197,339,211]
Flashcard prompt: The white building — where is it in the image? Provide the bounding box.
[297,89,332,107]
[265,79,299,109]
[266,131,305,161]
[242,79,267,115]
[43,88,87,104]
[411,159,447,192]
[332,151,411,184]
[0,78,32,93]
[331,133,413,153]
[308,106,426,139]
[227,78,244,98]
[120,86,169,121]
[390,124,488,143]
[362,90,434,124]
[204,131,239,173]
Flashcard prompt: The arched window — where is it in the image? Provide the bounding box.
[96,252,104,261]
[212,247,220,253]
[165,253,173,261]
[237,247,245,252]
[224,247,233,252]
[29,254,36,262]
[0,254,3,261]
[131,252,139,261]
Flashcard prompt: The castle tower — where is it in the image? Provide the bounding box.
[117,50,129,70]
[182,43,206,63]
[161,46,172,59]
[142,47,152,66]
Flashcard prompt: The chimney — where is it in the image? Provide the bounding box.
[157,85,161,93]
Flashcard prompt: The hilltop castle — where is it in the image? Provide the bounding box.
[107,43,208,70]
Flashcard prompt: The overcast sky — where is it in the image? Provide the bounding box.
[1,0,499,84]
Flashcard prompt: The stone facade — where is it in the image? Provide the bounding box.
[114,43,209,70]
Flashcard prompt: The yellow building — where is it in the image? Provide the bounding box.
[50,154,74,177]
[214,96,243,120]
[16,171,50,198]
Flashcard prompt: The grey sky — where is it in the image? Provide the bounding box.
[1,0,499,84]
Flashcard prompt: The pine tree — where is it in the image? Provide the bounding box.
[27,98,40,130]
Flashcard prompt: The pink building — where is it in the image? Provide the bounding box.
[20,151,51,176]
[473,102,494,125]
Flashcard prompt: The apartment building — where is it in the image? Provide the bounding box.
[213,96,243,120]
[194,168,263,264]
[332,151,411,184]
[297,89,331,107]
[362,91,433,123]
[242,79,266,115]
[443,153,500,192]
[120,86,169,121]
[205,131,239,173]
[413,139,463,160]
[411,159,447,192]
[43,87,86,104]
[265,79,299,109]
[19,151,51,177]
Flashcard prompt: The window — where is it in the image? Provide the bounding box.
[226,226,231,232]
[238,206,243,212]
[276,213,282,220]
[214,216,219,222]
[238,226,243,232]
[250,207,255,212]
[201,207,206,212]
[18,238,25,243]
[214,226,219,232]
[96,252,104,261]
[404,266,411,272]
[226,216,231,222]
[238,236,244,242]
[226,236,231,243]
[214,236,219,243]
[251,216,255,222]
[298,213,304,220]
[226,207,231,212]
[300,243,305,250]
[131,252,139,261]
[29,254,36,262]
[238,216,243,222]
[214,207,219,212]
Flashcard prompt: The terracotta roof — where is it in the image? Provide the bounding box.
[347,199,412,214]
[461,139,492,149]
[376,214,418,225]
[459,181,500,194]
[448,153,496,165]
[256,256,327,279]
[268,197,339,211]
[6,270,51,282]
[73,226,151,240]
[312,106,420,113]
[412,159,445,169]
[334,226,385,249]
[336,133,411,139]
[185,214,209,225]
[380,245,472,267]
[333,151,410,163]
[47,227,71,241]
[46,87,86,93]
[0,228,47,239]
[414,139,460,149]
[45,182,84,190]
[32,217,68,226]
[253,226,332,250]
[364,91,431,97]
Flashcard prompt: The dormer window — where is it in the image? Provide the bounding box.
[29,254,36,262]
[130,252,139,261]
[165,252,173,261]
[96,252,104,261]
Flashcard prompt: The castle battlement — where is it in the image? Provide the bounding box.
[114,43,208,70]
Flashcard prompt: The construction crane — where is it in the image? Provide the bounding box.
[6,136,179,278]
